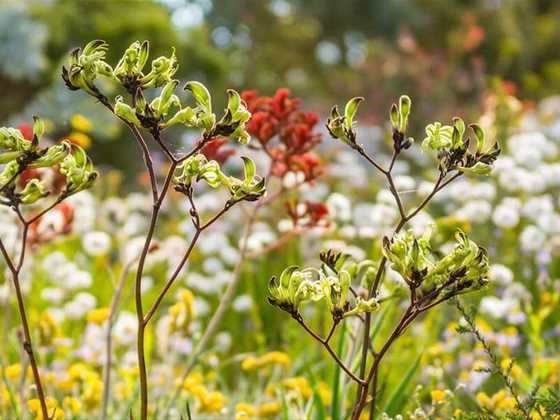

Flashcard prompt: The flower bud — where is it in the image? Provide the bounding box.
[28,141,71,169]
[0,161,20,187]
[422,122,453,151]
[140,48,178,88]
[19,179,48,204]
[398,95,411,133]
[114,96,142,127]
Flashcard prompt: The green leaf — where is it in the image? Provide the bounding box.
[281,389,290,420]
[185,81,212,113]
[390,103,399,129]
[226,89,241,114]
[383,353,422,416]
[241,156,255,181]
[398,95,411,132]
[370,305,390,343]
[469,123,485,151]
[32,115,45,144]
[331,323,346,420]
[344,97,364,131]
[308,370,327,420]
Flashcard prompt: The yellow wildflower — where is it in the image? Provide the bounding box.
[199,391,227,413]
[476,392,491,408]
[260,351,291,367]
[63,397,81,416]
[235,402,256,419]
[169,289,196,333]
[87,307,110,324]
[28,397,62,420]
[39,312,58,346]
[70,114,93,133]
[431,389,447,404]
[115,381,133,400]
[68,132,92,149]
[182,372,204,392]
[241,356,260,371]
[318,382,332,406]
[5,363,21,380]
[258,401,281,417]
[82,378,103,409]
[282,376,312,399]
[500,358,522,379]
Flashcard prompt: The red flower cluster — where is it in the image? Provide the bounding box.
[200,137,235,164]
[241,88,323,180]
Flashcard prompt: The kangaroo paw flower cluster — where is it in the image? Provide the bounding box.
[63,40,251,143]
[173,154,266,205]
[383,229,489,303]
[268,259,379,322]
[0,116,97,205]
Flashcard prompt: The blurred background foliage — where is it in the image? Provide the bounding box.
[0,0,559,161]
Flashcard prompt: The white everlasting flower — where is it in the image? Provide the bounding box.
[282,171,305,188]
[417,181,435,198]
[219,245,240,265]
[233,294,253,312]
[492,204,520,229]
[114,311,138,346]
[519,225,546,252]
[339,225,357,239]
[327,193,352,221]
[394,175,415,192]
[126,192,151,212]
[82,231,112,257]
[455,200,492,223]
[121,213,148,237]
[522,196,554,221]
[277,218,295,232]
[122,236,147,263]
[472,183,496,201]
[479,296,518,319]
[141,276,153,293]
[376,189,395,206]
[409,213,434,237]
[64,292,97,320]
[244,230,275,253]
[198,232,229,255]
[41,288,65,304]
[214,332,232,353]
[0,284,9,303]
[102,197,128,224]
[203,257,224,274]
[536,212,560,235]
[489,264,514,286]
[42,252,68,272]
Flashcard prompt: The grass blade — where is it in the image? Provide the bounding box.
[383,353,422,416]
